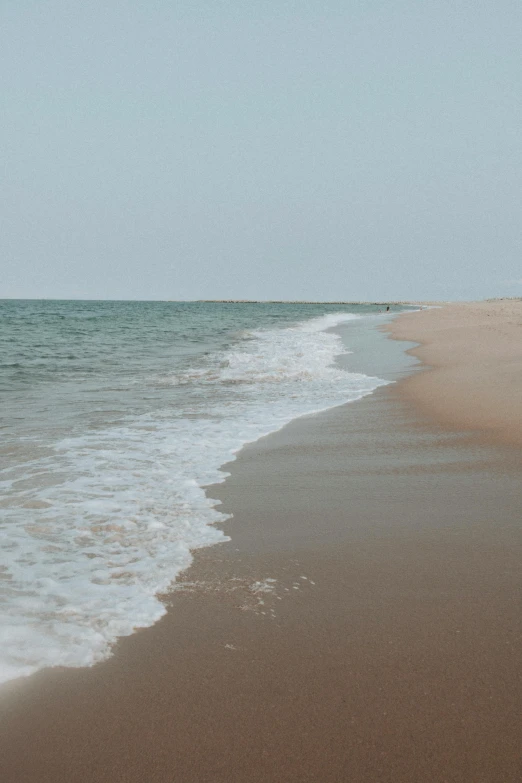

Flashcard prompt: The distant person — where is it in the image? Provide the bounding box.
[386,306,390,312]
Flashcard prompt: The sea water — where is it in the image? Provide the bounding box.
[0,300,409,684]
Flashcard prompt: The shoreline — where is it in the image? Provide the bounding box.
[387,300,522,446]
[1,304,521,782]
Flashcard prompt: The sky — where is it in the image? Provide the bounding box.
[1,0,521,301]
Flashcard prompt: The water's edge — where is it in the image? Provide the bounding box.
[0,306,415,684]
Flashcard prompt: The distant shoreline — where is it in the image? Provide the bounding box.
[2,297,520,305]
[195,298,520,305]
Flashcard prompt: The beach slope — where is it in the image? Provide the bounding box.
[389,300,522,446]
[0,302,521,782]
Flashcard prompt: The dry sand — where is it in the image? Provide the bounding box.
[388,300,522,447]
[0,303,521,782]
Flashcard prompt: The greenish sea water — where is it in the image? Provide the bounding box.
[0,300,412,683]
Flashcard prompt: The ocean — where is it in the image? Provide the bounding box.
[0,300,411,684]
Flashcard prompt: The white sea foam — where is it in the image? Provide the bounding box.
[0,313,387,683]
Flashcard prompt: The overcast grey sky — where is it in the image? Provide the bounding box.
[1,1,521,301]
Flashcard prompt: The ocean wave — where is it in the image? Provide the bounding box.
[0,311,387,684]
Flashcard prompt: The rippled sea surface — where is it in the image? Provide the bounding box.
[0,300,404,683]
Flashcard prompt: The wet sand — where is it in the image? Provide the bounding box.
[1,305,522,782]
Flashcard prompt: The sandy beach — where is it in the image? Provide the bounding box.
[1,302,521,782]
[388,300,522,447]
